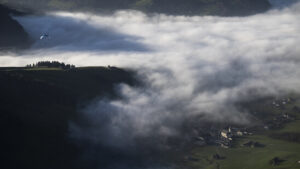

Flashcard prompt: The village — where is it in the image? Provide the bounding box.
[191,125,253,149]
[190,97,298,149]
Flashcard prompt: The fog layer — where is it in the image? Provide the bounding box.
[1,2,300,149]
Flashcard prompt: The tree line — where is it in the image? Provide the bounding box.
[26,61,75,69]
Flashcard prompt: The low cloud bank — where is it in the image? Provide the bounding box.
[1,1,300,155]
[69,3,300,148]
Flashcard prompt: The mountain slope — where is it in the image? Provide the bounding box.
[0,0,271,16]
[0,66,137,169]
[133,0,271,16]
[0,4,31,49]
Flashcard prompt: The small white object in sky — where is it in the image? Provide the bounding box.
[40,33,49,40]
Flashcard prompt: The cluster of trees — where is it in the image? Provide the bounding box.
[26,61,75,69]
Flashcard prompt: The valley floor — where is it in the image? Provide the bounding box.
[178,96,300,169]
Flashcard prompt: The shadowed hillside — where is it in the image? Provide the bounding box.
[1,65,300,169]
[0,66,137,169]
[0,4,31,49]
[0,0,271,16]
[134,0,271,16]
